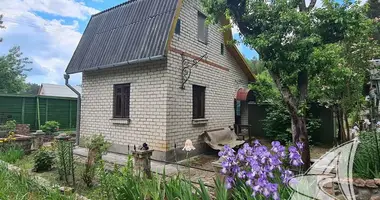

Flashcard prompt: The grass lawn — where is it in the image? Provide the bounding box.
[14,154,97,198]
[0,164,75,200]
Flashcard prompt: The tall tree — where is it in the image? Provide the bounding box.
[21,83,40,95]
[0,46,31,93]
[202,0,376,169]
[367,0,380,41]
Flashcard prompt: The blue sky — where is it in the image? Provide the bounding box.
[0,0,259,86]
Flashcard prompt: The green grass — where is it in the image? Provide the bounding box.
[0,146,24,163]
[0,164,75,200]
[14,154,96,197]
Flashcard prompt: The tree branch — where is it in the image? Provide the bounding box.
[298,70,308,104]
[306,0,317,11]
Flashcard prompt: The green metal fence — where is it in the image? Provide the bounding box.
[0,94,77,130]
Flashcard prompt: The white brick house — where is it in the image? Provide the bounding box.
[65,0,255,160]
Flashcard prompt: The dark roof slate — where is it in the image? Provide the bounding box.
[66,0,179,74]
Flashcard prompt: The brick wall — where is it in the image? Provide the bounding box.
[80,0,250,160]
[80,60,170,157]
[166,0,249,152]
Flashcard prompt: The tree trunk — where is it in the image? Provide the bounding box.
[344,112,350,141]
[290,113,311,170]
[269,70,311,170]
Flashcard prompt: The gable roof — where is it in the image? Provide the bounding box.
[38,84,82,98]
[65,0,255,81]
[65,0,179,74]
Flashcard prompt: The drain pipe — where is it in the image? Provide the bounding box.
[64,74,81,145]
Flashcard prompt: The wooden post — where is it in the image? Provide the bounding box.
[21,97,25,124]
[45,98,49,123]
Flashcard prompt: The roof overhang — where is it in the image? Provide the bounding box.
[220,17,256,82]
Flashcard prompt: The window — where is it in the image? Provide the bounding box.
[175,19,181,35]
[193,85,205,119]
[221,43,224,55]
[113,84,130,118]
[197,11,208,44]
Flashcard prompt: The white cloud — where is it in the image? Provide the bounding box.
[24,0,99,20]
[0,0,91,85]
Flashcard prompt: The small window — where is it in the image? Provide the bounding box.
[193,85,205,119]
[175,19,181,35]
[113,83,130,118]
[197,12,208,44]
[221,43,224,55]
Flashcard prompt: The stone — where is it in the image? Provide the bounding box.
[59,186,74,194]
[357,188,372,200]
[371,194,380,200]
[15,124,30,135]
[366,180,379,189]
[375,179,380,186]
[354,178,366,187]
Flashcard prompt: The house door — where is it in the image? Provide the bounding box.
[235,99,241,125]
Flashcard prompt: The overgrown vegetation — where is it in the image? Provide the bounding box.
[82,134,111,187]
[41,121,60,135]
[0,146,24,164]
[262,103,320,145]
[353,131,380,179]
[0,164,74,200]
[33,147,55,172]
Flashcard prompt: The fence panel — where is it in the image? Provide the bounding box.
[248,103,335,145]
[0,94,77,131]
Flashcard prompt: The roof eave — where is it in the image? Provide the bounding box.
[66,55,167,74]
[220,17,256,82]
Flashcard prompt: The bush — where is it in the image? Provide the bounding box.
[41,121,60,134]
[4,120,16,132]
[353,131,380,179]
[33,147,55,172]
[0,146,24,163]
[82,134,111,187]
[262,103,319,145]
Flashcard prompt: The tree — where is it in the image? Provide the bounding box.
[202,0,376,169]
[0,46,31,93]
[21,83,40,95]
[367,0,380,41]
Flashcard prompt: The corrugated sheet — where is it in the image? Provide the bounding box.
[66,0,179,74]
[39,83,82,98]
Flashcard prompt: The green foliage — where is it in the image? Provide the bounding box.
[33,147,55,172]
[202,0,378,167]
[263,103,320,145]
[0,164,75,199]
[0,146,24,163]
[21,83,41,95]
[84,134,111,159]
[82,134,111,187]
[0,46,31,94]
[353,131,380,179]
[41,121,60,134]
[4,120,16,132]
[56,138,75,185]
[249,70,279,103]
